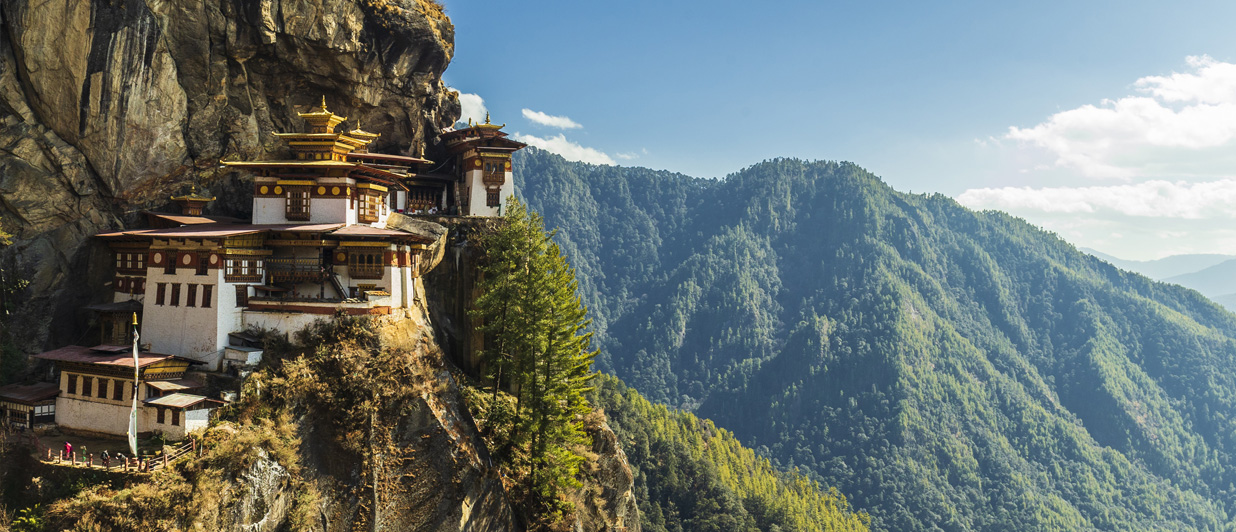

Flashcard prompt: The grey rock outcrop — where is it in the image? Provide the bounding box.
[0,0,460,351]
[572,418,641,532]
[222,449,295,532]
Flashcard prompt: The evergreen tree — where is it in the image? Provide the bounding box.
[472,197,598,520]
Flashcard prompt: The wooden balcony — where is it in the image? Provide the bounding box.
[224,272,264,283]
[266,257,325,283]
[348,264,384,279]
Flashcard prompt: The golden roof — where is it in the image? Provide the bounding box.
[298,96,347,133]
[469,112,505,131]
[348,118,381,142]
[169,185,215,202]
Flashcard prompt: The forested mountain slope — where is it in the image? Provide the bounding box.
[589,374,870,532]
[517,148,1236,531]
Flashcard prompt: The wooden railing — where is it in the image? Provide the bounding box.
[266,257,325,282]
[348,263,384,279]
[38,437,200,473]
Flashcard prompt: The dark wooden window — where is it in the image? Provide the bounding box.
[156,283,166,305]
[67,374,77,395]
[116,252,146,274]
[285,186,311,221]
[82,377,92,397]
[186,284,198,307]
[98,379,108,399]
[358,190,382,223]
[157,407,165,424]
[235,286,248,307]
[486,189,500,207]
[164,254,177,274]
[170,284,181,307]
[348,252,384,279]
[113,379,124,401]
[196,254,209,275]
[171,409,180,426]
[482,159,507,185]
[202,285,213,308]
[225,258,264,283]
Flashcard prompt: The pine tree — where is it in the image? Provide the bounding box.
[472,197,598,520]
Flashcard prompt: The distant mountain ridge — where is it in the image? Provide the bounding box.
[1080,248,1236,280]
[518,148,1236,531]
[1164,259,1236,302]
[1081,248,1236,311]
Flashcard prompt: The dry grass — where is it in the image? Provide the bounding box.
[42,414,318,532]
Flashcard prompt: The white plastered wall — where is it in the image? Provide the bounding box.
[252,196,287,225]
[141,266,225,369]
[466,169,515,217]
[242,311,321,337]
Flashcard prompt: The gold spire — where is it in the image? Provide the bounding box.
[170,185,215,215]
[347,117,381,148]
[475,112,505,130]
[170,185,215,202]
[298,95,347,133]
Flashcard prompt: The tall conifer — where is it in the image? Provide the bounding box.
[472,197,597,518]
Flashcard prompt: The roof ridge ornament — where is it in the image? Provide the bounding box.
[473,112,505,130]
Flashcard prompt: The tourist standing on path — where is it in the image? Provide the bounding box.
[63,441,72,460]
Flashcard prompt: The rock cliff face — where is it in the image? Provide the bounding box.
[571,416,641,532]
[0,0,459,351]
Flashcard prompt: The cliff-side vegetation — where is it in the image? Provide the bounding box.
[468,198,599,527]
[29,313,517,531]
[43,415,316,531]
[589,373,869,532]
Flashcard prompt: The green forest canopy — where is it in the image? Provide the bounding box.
[517,148,1236,531]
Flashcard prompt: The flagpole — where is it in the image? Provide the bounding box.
[128,312,139,456]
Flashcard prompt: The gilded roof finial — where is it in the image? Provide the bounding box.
[468,117,473,127]
[484,112,491,124]
[321,95,329,113]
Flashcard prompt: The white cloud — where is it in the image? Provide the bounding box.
[615,152,638,160]
[457,93,488,124]
[513,133,615,165]
[1005,55,1236,180]
[1136,55,1236,105]
[956,180,1236,260]
[521,109,582,129]
[957,179,1236,219]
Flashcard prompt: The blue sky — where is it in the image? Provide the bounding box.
[442,1,1236,260]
